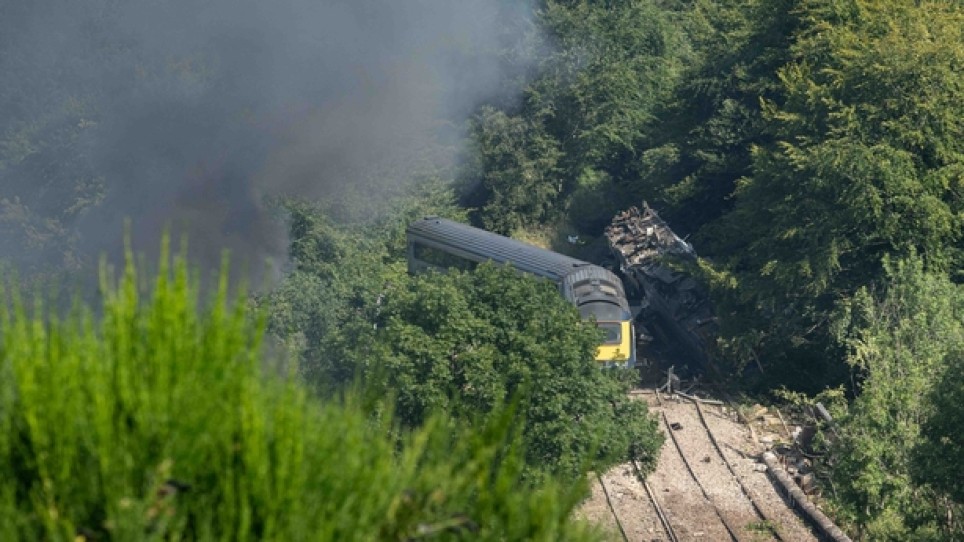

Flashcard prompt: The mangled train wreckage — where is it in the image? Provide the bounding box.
[605,202,717,371]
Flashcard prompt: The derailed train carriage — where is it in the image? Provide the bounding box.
[406,217,636,367]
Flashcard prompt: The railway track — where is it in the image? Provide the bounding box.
[596,459,680,542]
[656,392,783,541]
[587,391,821,541]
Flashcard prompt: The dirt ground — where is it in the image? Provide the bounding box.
[576,391,822,541]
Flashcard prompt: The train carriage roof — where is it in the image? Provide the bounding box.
[407,217,591,281]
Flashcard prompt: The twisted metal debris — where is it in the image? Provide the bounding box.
[606,202,717,370]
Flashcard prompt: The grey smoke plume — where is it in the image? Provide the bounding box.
[0,0,536,281]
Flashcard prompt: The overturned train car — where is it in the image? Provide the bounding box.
[406,217,636,367]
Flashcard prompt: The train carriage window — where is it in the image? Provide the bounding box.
[413,242,478,271]
[597,322,622,345]
[578,301,630,322]
[572,279,620,298]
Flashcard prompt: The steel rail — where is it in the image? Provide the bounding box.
[632,460,680,542]
[688,396,785,541]
[595,473,630,542]
[661,411,745,542]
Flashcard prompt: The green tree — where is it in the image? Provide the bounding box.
[913,347,964,537]
[461,0,693,233]
[704,0,964,387]
[461,107,563,234]
[829,255,964,540]
[649,0,798,233]
[353,264,662,480]
[260,202,386,387]
[257,188,466,391]
[535,0,687,168]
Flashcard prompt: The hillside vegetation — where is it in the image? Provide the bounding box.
[0,243,606,541]
[455,1,963,538]
[258,199,663,483]
[1,0,962,539]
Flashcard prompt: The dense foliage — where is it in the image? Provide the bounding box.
[261,201,663,480]
[458,0,963,537]
[461,0,963,390]
[460,0,690,234]
[707,0,964,386]
[358,264,661,479]
[914,347,964,507]
[0,244,603,541]
[828,256,964,539]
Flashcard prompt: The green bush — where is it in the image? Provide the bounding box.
[327,264,663,481]
[828,255,964,540]
[0,240,603,541]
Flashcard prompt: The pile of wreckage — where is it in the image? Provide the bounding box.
[605,202,718,370]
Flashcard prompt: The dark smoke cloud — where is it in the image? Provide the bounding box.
[0,0,536,283]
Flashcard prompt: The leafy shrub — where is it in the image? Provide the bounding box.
[828,255,964,540]
[328,264,663,481]
[0,240,604,541]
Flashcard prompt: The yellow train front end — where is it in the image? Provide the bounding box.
[594,320,636,367]
[561,266,637,368]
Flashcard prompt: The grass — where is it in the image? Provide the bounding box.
[510,219,612,265]
[0,238,603,541]
[745,519,779,540]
